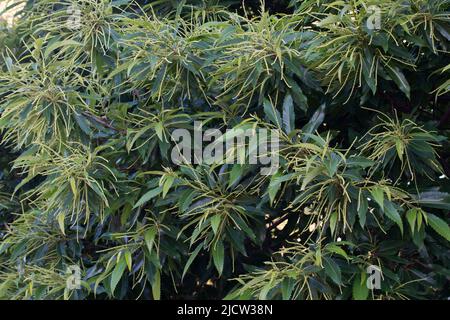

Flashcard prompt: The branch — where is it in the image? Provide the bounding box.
[82,111,125,134]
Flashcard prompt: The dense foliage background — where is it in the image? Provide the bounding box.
[0,0,449,300]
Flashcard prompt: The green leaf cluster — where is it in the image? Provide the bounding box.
[0,0,449,300]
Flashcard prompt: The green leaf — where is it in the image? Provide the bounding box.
[352,273,369,300]
[302,103,325,140]
[386,65,410,99]
[212,241,225,276]
[228,164,243,188]
[406,209,417,233]
[417,209,425,229]
[395,139,405,161]
[182,243,203,280]
[124,250,132,271]
[370,187,385,211]
[179,189,198,213]
[162,176,175,198]
[358,196,368,228]
[259,282,272,300]
[384,201,403,235]
[323,257,342,285]
[74,113,92,136]
[0,280,12,298]
[268,171,282,204]
[155,122,164,141]
[144,227,157,254]
[152,270,161,300]
[324,153,341,177]
[325,244,350,261]
[210,215,221,235]
[329,211,337,236]
[57,213,65,236]
[282,94,295,134]
[414,191,450,210]
[281,278,295,300]
[315,247,322,266]
[69,178,78,198]
[3,56,13,72]
[301,166,322,191]
[346,156,375,168]
[133,186,163,209]
[44,40,83,59]
[427,214,450,242]
[317,14,340,27]
[111,256,127,295]
[263,98,281,128]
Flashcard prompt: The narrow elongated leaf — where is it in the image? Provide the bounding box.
[282,94,295,134]
[406,209,417,233]
[323,257,341,285]
[44,40,83,58]
[133,187,163,209]
[210,215,221,235]
[111,256,127,295]
[352,273,369,300]
[386,65,410,99]
[152,270,161,300]
[57,213,65,235]
[162,176,175,198]
[263,99,281,128]
[144,227,157,254]
[182,243,203,280]
[212,241,225,276]
[384,201,403,235]
[358,196,368,228]
[427,214,450,242]
[370,187,385,210]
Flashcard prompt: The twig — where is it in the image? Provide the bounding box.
[82,111,125,134]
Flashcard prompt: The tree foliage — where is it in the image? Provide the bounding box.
[0,0,449,300]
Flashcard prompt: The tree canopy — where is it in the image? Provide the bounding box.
[0,0,449,300]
